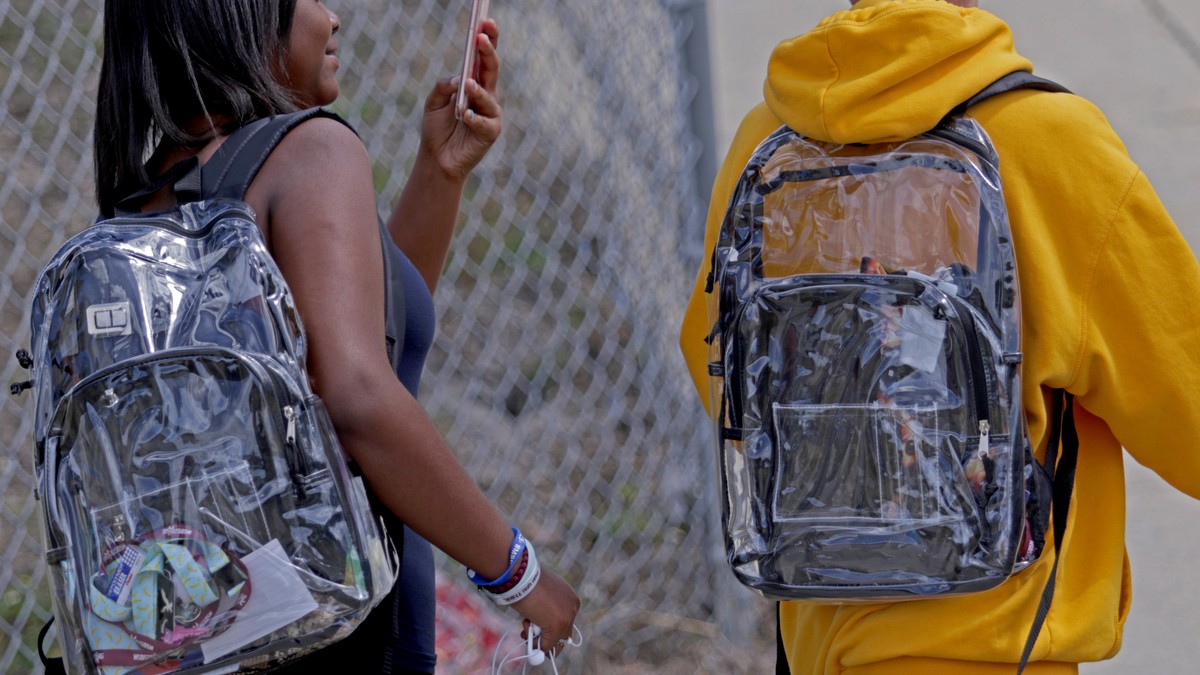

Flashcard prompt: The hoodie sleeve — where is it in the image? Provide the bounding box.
[977,88,1200,501]
[679,103,784,416]
[1071,170,1200,499]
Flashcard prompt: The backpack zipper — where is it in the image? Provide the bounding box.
[91,203,258,238]
[45,348,309,493]
[943,292,993,458]
[283,404,311,501]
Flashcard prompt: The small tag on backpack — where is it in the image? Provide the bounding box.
[86,302,133,337]
[899,305,946,373]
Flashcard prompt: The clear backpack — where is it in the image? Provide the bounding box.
[704,74,1075,607]
[17,110,400,674]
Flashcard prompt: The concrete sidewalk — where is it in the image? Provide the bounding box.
[704,1,1200,671]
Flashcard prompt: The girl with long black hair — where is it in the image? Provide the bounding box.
[92,1,580,672]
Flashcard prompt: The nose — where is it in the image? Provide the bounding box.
[327,7,340,35]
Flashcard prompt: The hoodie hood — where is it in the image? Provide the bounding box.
[765,0,1033,143]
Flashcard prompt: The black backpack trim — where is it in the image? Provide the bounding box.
[199,110,328,201]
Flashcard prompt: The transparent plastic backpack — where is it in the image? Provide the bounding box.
[21,110,399,674]
[704,83,1075,602]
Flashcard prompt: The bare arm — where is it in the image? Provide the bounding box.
[249,116,578,649]
[387,19,502,295]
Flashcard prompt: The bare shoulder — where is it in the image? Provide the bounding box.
[246,114,377,235]
[258,115,371,186]
[274,115,367,160]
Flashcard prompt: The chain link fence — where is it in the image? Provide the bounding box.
[1,0,772,672]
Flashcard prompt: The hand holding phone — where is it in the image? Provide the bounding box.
[455,0,491,121]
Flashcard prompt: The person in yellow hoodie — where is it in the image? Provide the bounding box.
[679,0,1200,673]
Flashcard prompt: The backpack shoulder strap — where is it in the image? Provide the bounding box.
[200,107,351,201]
[960,71,1071,113]
[201,107,408,371]
[931,72,1071,162]
[1017,390,1078,673]
[114,109,350,214]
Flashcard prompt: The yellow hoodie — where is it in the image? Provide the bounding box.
[679,1,1200,673]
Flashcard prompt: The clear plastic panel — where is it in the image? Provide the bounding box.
[772,404,974,524]
[768,403,983,586]
[757,140,982,279]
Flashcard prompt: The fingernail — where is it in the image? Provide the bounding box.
[467,109,475,121]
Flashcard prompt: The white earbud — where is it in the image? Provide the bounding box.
[526,624,546,666]
[492,623,584,674]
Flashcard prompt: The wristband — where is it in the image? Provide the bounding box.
[485,548,529,594]
[484,542,541,606]
[466,526,526,588]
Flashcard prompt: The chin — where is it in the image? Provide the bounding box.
[318,80,339,106]
[296,87,338,108]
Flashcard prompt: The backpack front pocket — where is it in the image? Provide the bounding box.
[772,403,977,527]
[43,348,380,671]
[765,403,984,593]
[719,275,1015,597]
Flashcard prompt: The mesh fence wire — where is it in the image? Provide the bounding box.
[0,0,772,672]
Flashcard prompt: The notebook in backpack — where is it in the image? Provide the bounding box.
[705,73,1073,602]
[20,109,400,674]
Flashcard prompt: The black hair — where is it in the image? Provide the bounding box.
[94,0,301,216]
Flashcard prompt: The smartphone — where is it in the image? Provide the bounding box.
[455,0,491,121]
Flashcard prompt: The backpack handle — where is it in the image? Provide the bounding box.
[112,156,203,216]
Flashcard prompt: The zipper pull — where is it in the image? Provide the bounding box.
[977,420,990,458]
[283,405,307,501]
[284,405,297,446]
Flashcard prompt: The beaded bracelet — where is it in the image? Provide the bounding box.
[467,526,526,589]
[485,548,529,595]
[483,542,541,606]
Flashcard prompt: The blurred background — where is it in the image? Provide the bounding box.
[1,0,1196,673]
